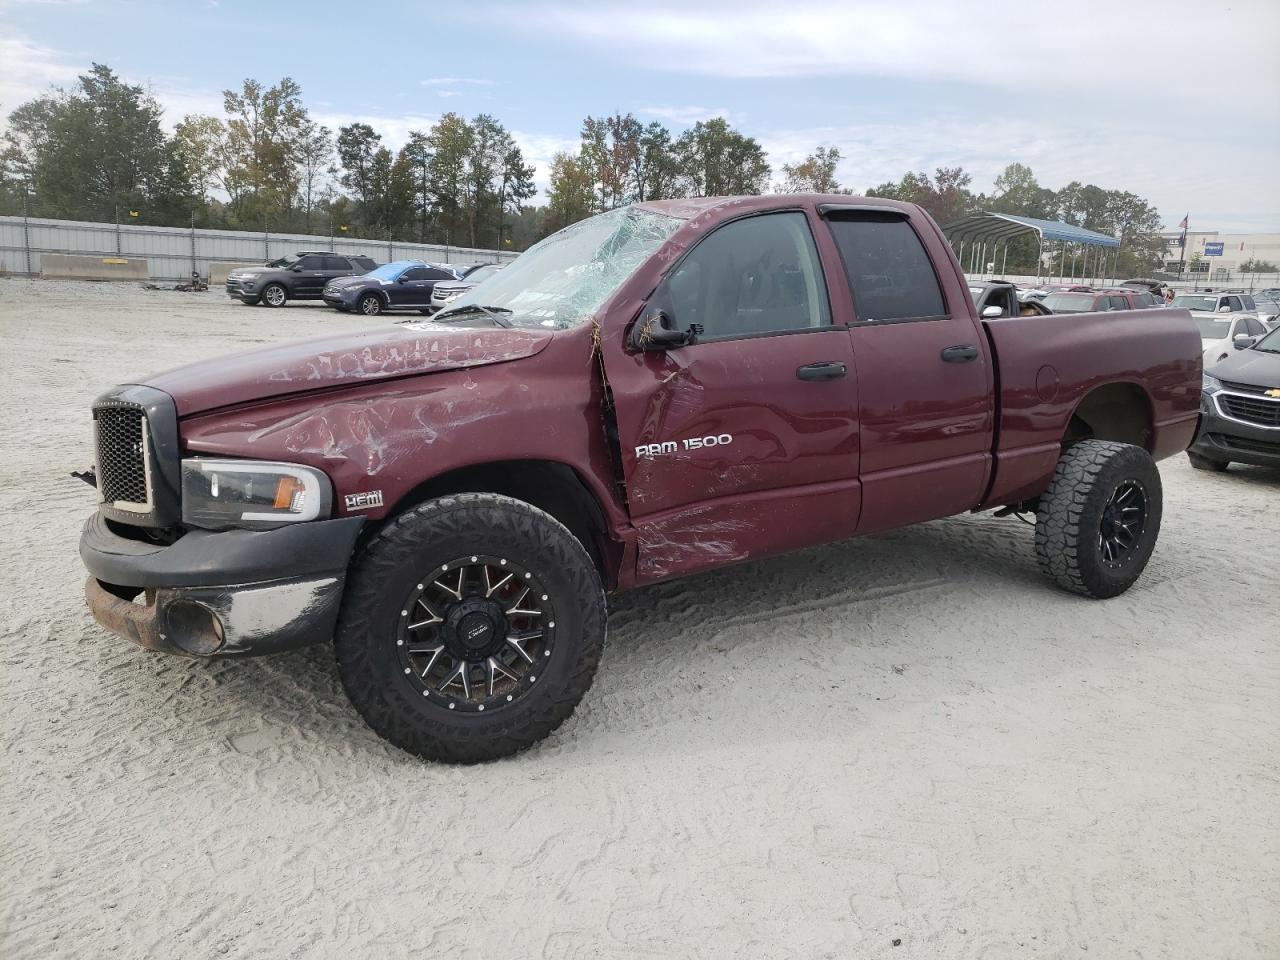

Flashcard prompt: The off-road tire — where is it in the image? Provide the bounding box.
[260,283,287,307]
[334,493,606,763]
[1187,451,1229,472]
[1035,440,1162,599]
[358,293,382,316]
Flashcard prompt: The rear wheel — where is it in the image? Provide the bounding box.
[261,283,287,308]
[334,493,606,763]
[1187,451,1229,472]
[358,293,383,316]
[1035,440,1162,598]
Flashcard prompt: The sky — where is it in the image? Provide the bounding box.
[2,0,1278,232]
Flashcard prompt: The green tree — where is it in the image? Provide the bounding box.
[2,63,194,221]
[777,145,846,193]
[633,121,682,201]
[867,167,975,225]
[498,143,536,249]
[674,118,770,196]
[1240,257,1278,273]
[581,112,643,209]
[428,113,474,248]
[336,122,382,225]
[173,113,230,202]
[545,150,596,230]
[221,77,309,224]
[402,130,434,242]
[296,121,332,234]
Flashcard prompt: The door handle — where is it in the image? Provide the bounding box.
[796,361,847,381]
[940,345,979,363]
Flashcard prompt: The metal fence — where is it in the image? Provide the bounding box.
[0,215,520,281]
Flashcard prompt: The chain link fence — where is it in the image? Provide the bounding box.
[0,215,520,282]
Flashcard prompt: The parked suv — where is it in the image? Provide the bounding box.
[323,261,460,316]
[226,253,378,307]
[429,263,505,313]
[1171,292,1260,319]
[1041,290,1151,313]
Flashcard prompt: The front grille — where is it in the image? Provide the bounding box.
[1210,433,1280,456]
[1218,393,1280,428]
[94,405,151,507]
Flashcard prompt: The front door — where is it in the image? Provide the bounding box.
[292,255,328,297]
[820,209,993,532]
[602,210,862,582]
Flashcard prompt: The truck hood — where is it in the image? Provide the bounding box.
[142,322,554,416]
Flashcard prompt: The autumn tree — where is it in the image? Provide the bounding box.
[777,146,846,193]
[221,77,308,223]
[545,151,596,230]
[674,118,770,197]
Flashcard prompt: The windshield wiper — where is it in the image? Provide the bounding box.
[432,304,513,327]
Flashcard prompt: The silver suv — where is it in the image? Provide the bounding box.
[1171,291,1261,319]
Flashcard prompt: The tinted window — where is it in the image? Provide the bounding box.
[1244,317,1265,336]
[323,256,350,271]
[1227,296,1244,312]
[1242,296,1256,310]
[352,257,377,271]
[827,215,945,322]
[662,211,831,340]
[1043,293,1097,313]
[400,267,427,281]
[423,268,455,280]
[296,255,325,270]
[1109,296,1129,310]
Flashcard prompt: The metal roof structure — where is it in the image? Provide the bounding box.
[942,212,1120,248]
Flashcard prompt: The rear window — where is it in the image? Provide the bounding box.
[826,215,946,322]
[351,257,377,271]
[1195,319,1232,339]
[1043,293,1098,313]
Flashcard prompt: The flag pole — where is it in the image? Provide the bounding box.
[1177,213,1188,282]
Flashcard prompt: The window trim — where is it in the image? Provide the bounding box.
[822,212,952,326]
[647,207,842,347]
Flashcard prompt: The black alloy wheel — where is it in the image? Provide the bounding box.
[396,555,555,712]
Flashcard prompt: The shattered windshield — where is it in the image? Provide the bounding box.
[435,206,683,330]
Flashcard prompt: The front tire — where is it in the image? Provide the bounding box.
[260,283,287,308]
[358,293,383,316]
[1187,451,1229,472]
[334,494,606,763]
[1035,440,1162,599]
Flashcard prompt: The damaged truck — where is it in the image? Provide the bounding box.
[78,195,1203,762]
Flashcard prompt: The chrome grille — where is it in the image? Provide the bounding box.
[94,405,151,507]
[1218,393,1280,428]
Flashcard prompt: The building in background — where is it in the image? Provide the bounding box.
[1160,230,1280,282]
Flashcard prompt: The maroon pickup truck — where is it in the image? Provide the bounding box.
[79,195,1202,762]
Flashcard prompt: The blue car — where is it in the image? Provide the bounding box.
[322,260,461,316]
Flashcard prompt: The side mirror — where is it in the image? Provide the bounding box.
[981,305,1003,318]
[397,275,410,283]
[1233,334,1257,350]
[291,265,304,272]
[628,310,696,351]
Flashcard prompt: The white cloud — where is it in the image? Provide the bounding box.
[636,104,731,126]
[0,32,82,114]
[421,77,493,87]
[510,129,580,194]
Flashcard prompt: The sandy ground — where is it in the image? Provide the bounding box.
[0,277,1277,960]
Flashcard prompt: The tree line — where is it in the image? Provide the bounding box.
[0,63,1170,272]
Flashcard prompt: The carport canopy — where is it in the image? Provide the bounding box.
[940,212,1121,282]
[941,212,1120,248]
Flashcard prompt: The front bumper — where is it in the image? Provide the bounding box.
[225,278,260,301]
[80,513,364,657]
[1190,393,1280,468]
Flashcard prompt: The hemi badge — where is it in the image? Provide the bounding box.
[1266,389,1280,398]
[344,490,384,511]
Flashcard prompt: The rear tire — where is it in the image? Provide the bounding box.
[334,493,606,763]
[1187,451,1229,472]
[260,283,287,308]
[1035,440,1162,599]
[358,293,383,316]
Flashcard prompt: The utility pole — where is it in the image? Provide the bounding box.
[22,186,33,277]
[115,204,122,254]
[190,210,197,279]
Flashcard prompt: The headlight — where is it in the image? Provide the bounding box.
[1202,373,1223,393]
[181,459,331,529]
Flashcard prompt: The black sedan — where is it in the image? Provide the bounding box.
[1190,325,1280,471]
[323,261,460,316]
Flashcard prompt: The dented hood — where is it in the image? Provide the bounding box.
[143,322,554,416]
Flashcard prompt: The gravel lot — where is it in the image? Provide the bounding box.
[1,277,1277,960]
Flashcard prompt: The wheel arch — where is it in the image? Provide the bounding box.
[1062,380,1156,452]
[375,459,621,588]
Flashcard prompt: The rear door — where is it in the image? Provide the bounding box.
[601,209,862,581]
[819,208,994,532]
